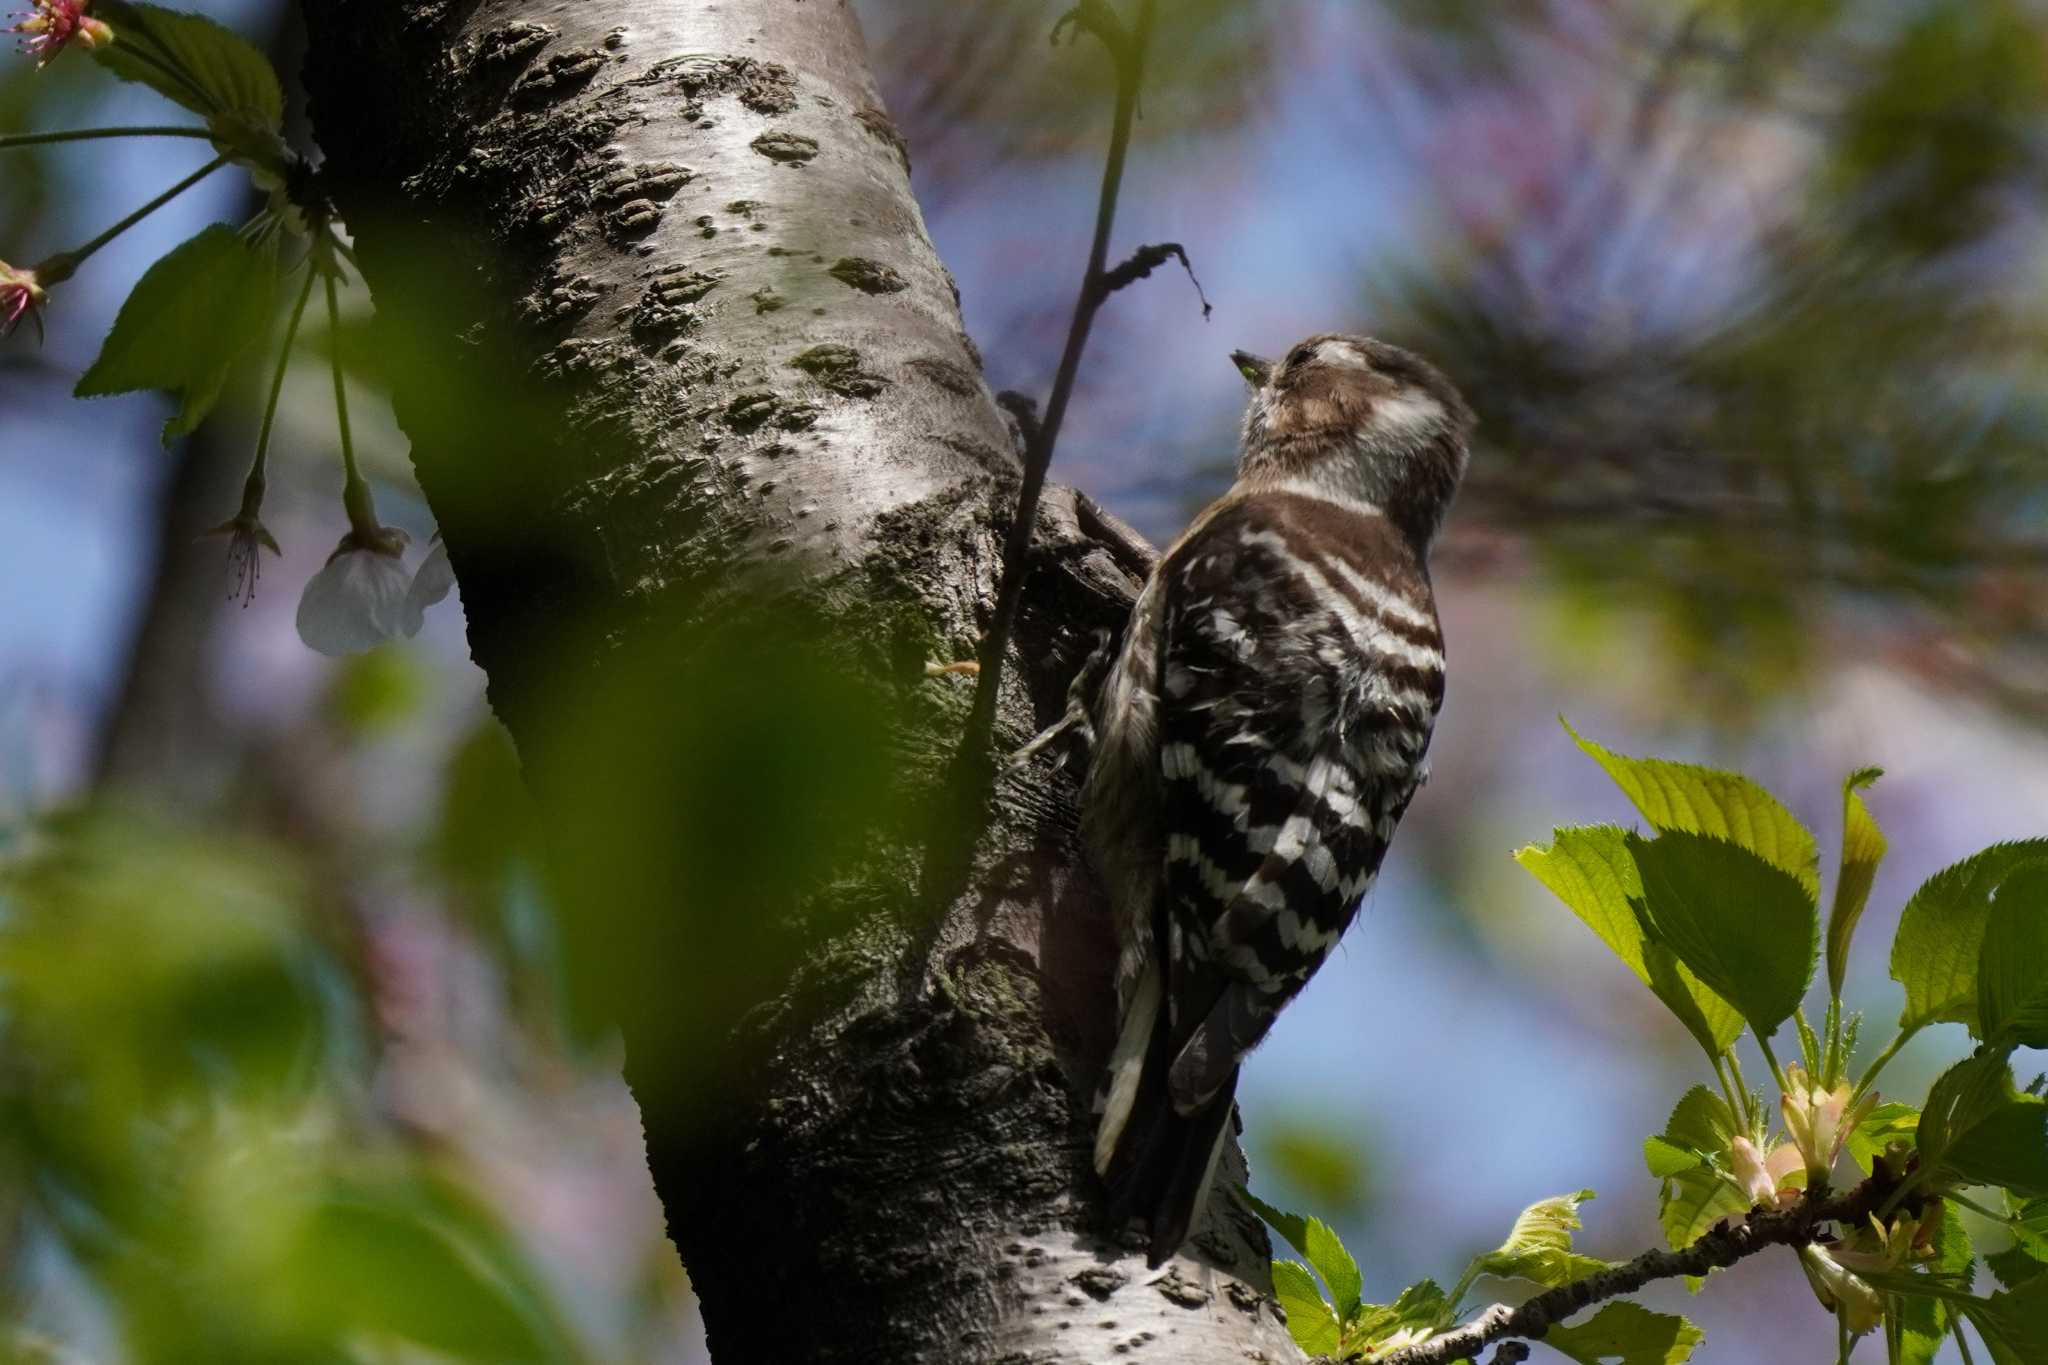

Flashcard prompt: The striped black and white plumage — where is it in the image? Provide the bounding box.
[1083,333,1473,1265]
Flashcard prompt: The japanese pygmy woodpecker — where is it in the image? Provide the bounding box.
[1083,334,1474,1265]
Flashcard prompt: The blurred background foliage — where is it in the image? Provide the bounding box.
[2,0,2047,1361]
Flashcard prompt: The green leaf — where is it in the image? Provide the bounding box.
[1827,767,1887,1000]
[1891,840,2048,1035]
[1270,1260,1340,1357]
[1965,1275,2048,1365]
[1347,1280,1452,1356]
[1847,1101,1920,1176]
[1516,827,1742,1056]
[1917,1054,2048,1198]
[1645,1086,1737,1178]
[1541,1301,1703,1365]
[74,225,277,443]
[91,1,284,132]
[1979,864,2048,1049]
[1243,1189,1312,1265]
[1566,722,1820,898]
[1304,1218,1363,1321]
[1987,1241,2047,1291]
[286,1174,577,1363]
[1471,1190,1608,1288]
[1658,1167,1746,1262]
[2012,1198,2048,1257]
[1893,1201,1975,1365]
[1628,830,1819,1040]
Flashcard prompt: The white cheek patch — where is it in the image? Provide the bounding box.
[1319,340,1371,369]
[1370,389,1444,437]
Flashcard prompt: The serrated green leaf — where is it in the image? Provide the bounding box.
[1645,1087,1736,1179]
[1847,1101,1920,1176]
[1243,1189,1312,1264]
[1566,723,1820,899]
[1644,1138,1706,1178]
[90,1,283,131]
[1979,864,2048,1049]
[1918,1054,2048,1198]
[1472,1190,1607,1288]
[74,225,277,443]
[1987,1241,2047,1291]
[1891,841,2048,1035]
[1964,1275,2048,1365]
[1628,830,1819,1040]
[1659,1167,1746,1261]
[1516,827,1742,1056]
[2012,1199,2048,1257]
[1347,1280,1452,1356]
[1541,1300,1704,1364]
[1270,1259,1340,1357]
[1828,767,1887,1000]
[1304,1218,1362,1320]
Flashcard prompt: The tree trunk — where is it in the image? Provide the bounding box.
[299,3,1301,1361]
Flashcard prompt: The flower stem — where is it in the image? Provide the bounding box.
[1711,1051,1746,1130]
[242,264,318,504]
[1953,1318,1979,1365]
[0,126,213,150]
[1754,1032,1791,1097]
[323,268,373,534]
[37,154,229,283]
[1848,1026,1918,1108]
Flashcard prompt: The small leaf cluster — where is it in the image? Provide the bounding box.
[1256,725,2047,1364]
[1250,1188,1699,1363]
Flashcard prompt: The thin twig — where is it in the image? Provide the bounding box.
[1382,1174,1903,1365]
[960,0,1158,762]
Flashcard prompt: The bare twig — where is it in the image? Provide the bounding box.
[960,0,1159,763]
[1098,241,1210,315]
[1382,1174,1904,1365]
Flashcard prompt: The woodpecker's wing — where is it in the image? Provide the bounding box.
[1154,492,1443,1113]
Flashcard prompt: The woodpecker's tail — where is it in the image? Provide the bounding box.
[1094,957,1240,1267]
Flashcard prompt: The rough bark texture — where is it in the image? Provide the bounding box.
[300,3,1301,1361]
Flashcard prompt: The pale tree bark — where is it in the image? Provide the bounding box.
[299,2,1302,1361]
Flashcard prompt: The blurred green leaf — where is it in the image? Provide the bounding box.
[1258,1120,1372,1223]
[74,224,277,443]
[1979,864,2048,1050]
[1470,1189,1607,1289]
[1627,830,1818,1041]
[1826,767,1886,1000]
[1540,1299,1703,1365]
[1567,725,1820,899]
[1516,826,1742,1056]
[1828,0,2048,256]
[1892,841,2048,1035]
[324,645,429,734]
[286,1173,579,1364]
[1270,1259,1339,1356]
[1987,1229,2046,1292]
[91,1,284,131]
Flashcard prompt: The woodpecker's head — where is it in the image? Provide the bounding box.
[1233,333,1474,549]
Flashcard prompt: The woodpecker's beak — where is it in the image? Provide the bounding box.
[1231,350,1272,388]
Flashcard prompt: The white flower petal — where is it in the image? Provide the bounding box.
[296,542,414,656]
[399,538,455,638]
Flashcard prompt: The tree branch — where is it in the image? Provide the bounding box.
[1383,1173,1904,1365]
[961,0,1158,764]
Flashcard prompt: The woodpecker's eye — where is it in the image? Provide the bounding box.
[1286,344,1315,370]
